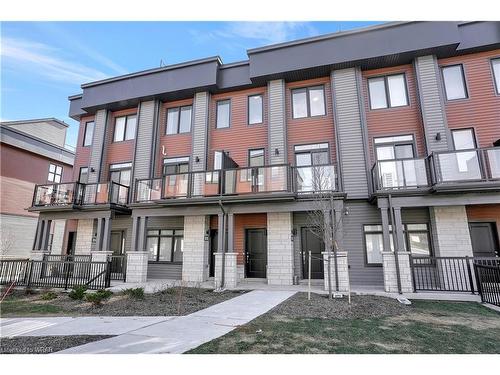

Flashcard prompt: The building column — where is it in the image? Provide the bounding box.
[323,251,349,292]
[92,217,113,262]
[267,212,294,285]
[182,215,210,283]
[126,216,149,283]
[430,206,473,257]
[380,207,391,252]
[382,251,413,293]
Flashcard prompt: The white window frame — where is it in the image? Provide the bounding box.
[441,64,468,101]
[48,164,63,183]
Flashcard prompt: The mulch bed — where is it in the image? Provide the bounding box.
[1,287,245,317]
[270,292,411,319]
[0,335,114,354]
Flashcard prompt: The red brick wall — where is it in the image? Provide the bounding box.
[439,49,500,148]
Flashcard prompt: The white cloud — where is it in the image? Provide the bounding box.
[1,37,110,84]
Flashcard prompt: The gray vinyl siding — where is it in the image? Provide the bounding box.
[414,55,450,153]
[0,214,37,259]
[268,79,287,164]
[343,202,384,287]
[88,109,108,183]
[133,100,158,181]
[331,68,369,199]
[191,92,209,171]
[145,216,184,280]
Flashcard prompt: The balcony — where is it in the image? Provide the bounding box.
[134,164,339,204]
[32,181,129,209]
[372,158,429,191]
[430,147,500,189]
[371,147,500,193]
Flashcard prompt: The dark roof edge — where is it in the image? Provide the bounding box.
[220,60,250,69]
[68,93,83,100]
[0,118,69,128]
[81,56,223,89]
[247,21,412,54]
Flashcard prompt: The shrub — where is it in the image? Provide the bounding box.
[85,289,113,307]
[40,291,57,300]
[123,287,145,299]
[68,285,88,300]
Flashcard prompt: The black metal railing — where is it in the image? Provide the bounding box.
[0,258,111,290]
[110,255,126,281]
[82,181,129,206]
[372,158,429,190]
[474,263,500,307]
[32,182,82,206]
[429,147,500,185]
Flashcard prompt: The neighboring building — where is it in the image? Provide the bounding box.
[0,118,75,258]
[28,22,500,292]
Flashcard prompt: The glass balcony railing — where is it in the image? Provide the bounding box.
[223,165,289,195]
[431,147,500,184]
[32,183,80,206]
[81,182,129,206]
[294,165,336,193]
[135,178,162,202]
[372,158,429,190]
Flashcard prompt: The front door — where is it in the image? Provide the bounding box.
[110,231,124,256]
[469,222,500,257]
[301,227,325,279]
[209,229,218,277]
[66,232,76,256]
[245,228,267,278]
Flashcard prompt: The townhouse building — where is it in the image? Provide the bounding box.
[0,118,74,258]
[27,21,500,292]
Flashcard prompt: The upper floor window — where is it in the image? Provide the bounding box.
[248,94,263,125]
[492,58,500,95]
[166,106,192,135]
[79,167,89,184]
[109,162,132,187]
[452,128,477,150]
[216,100,231,128]
[163,157,189,175]
[441,65,468,100]
[292,86,326,118]
[249,148,265,167]
[83,121,94,147]
[368,74,408,109]
[294,143,329,166]
[113,115,137,142]
[48,164,63,183]
[374,135,415,161]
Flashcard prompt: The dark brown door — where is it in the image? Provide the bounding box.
[66,232,76,255]
[245,228,267,278]
[110,231,124,256]
[209,229,218,277]
[469,222,500,258]
[301,227,324,279]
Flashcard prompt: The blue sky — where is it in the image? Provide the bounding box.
[1,21,382,147]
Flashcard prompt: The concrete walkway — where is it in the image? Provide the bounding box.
[57,290,295,354]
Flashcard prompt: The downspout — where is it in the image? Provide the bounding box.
[218,200,226,290]
[329,194,339,292]
[388,194,402,294]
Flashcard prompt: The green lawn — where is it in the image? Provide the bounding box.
[188,294,500,354]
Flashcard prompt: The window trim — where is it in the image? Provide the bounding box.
[440,63,469,101]
[146,228,184,264]
[112,114,137,143]
[47,163,63,183]
[490,57,500,96]
[215,99,231,129]
[83,121,94,147]
[291,85,327,119]
[109,162,132,187]
[248,148,265,167]
[247,94,264,125]
[451,127,478,151]
[367,73,409,110]
[293,142,331,166]
[373,133,417,161]
[165,105,193,135]
[162,156,190,175]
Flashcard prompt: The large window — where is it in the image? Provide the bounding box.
[249,148,265,167]
[48,164,63,183]
[147,229,184,263]
[492,58,500,95]
[441,65,468,100]
[292,86,326,119]
[83,121,94,147]
[113,115,137,142]
[368,74,408,109]
[109,162,132,187]
[363,223,432,265]
[79,167,89,184]
[216,100,231,129]
[294,143,330,166]
[166,106,192,135]
[374,135,415,161]
[248,94,263,125]
[163,157,189,175]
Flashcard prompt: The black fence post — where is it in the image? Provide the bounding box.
[64,261,71,290]
[410,255,417,292]
[27,261,34,288]
[473,263,484,303]
[465,256,475,294]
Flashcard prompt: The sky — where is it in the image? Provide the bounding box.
[1,21,383,147]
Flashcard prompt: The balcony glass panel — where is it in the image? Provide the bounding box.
[34,183,76,206]
[224,165,288,195]
[109,182,129,205]
[295,165,335,193]
[136,179,162,202]
[191,171,220,197]
[435,150,482,182]
[163,173,188,198]
[486,148,500,179]
[82,183,109,204]
[376,159,428,189]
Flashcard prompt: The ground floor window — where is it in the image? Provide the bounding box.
[147,229,184,262]
[363,223,432,265]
